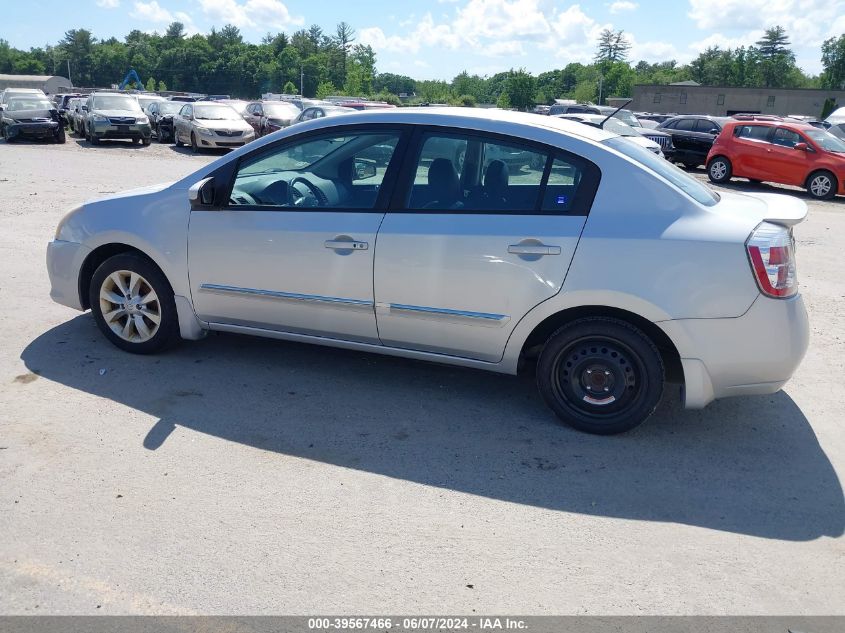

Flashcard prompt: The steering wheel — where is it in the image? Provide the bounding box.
[288,176,327,207]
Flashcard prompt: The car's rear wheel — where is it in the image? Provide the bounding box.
[537,317,664,435]
[89,254,179,354]
[707,156,731,183]
[806,170,837,200]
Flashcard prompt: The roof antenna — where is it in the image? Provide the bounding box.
[600,98,633,129]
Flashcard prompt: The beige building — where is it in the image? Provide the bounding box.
[0,74,73,95]
[631,83,845,118]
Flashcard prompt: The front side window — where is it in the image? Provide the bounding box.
[229,130,401,210]
[695,119,720,134]
[180,105,192,117]
[771,128,802,148]
[674,118,696,131]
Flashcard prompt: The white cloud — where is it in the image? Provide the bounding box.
[96,0,120,8]
[197,0,303,30]
[609,1,638,13]
[129,1,198,34]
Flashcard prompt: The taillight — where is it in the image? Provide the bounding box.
[746,222,798,298]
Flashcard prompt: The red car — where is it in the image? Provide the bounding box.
[706,115,845,200]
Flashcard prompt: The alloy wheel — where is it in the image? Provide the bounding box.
[98,270,161,343]
[810,174,832,198]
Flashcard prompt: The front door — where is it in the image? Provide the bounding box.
[766,127,813,186]
[188,127,406,344]
[374,130,599,362]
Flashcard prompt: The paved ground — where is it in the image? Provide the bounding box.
[0,137,843,614]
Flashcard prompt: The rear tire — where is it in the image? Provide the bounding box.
[806,170,837,200]
[89,253,180,355]
[536,317,664,435]
[707,156,732,183]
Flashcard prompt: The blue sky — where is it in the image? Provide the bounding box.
[5,0,845,79]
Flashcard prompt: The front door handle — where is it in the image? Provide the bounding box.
[325,239,368,251]
[508,244,561,256]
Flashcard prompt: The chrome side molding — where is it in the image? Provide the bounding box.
[199,284,373,310]
[376,302,510,328]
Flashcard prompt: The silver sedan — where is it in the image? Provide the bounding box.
[172,101,255,152]
[47,108,809,434]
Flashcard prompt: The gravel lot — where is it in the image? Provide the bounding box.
[0,137,843,614]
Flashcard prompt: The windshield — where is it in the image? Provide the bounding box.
[222,101,249,114]
[805,128,845,153]
[264,103,300,118]
[194,104,241,120]
[139,98,163,108]
[604,136,719,206]
[614,109,641,127]
[7,98,52,111]
[92,95,142,111]
[158,102,183,115]
[601,118,638,136]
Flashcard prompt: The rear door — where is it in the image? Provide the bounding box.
[730,124,773,178]
[693,118,721,161]
[373,128,600,362]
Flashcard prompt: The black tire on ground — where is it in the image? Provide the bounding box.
[174,129,183,147]
[55,127,66,144]
[191,132,199,153]
[707,156,732,183]
[682,162,699,170]
[536,317,665,435]
[806,170,838,200]
[88,253,180,355]
[157,125,166,143]
[142,136,151,146]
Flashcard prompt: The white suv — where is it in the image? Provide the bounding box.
[47,108,809,434]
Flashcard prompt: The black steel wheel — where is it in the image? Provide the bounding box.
[537,317,664,435]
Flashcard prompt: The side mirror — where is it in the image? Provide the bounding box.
[353,158,377,181]
[188,177,215,208]
[794,142,809,151]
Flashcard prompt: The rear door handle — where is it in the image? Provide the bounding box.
[508,244,561,256]
[325,240,368,251]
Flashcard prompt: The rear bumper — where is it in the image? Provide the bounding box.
[46,240,89,311]
[659,294,809,409]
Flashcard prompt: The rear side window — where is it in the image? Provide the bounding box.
[735,125,771,142]
[674,119,696,131]
[404,131,598,215]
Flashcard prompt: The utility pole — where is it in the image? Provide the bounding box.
[598,75,603,105]
[67,59,72,85]
[300,67,304,96]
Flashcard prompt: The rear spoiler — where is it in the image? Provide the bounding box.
[745,192,808,227]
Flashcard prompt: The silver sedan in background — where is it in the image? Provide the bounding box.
[172,101,255,152]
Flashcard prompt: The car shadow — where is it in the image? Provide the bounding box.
[71,138,148,150]
[21,315,845,542]
[167,144,231,156]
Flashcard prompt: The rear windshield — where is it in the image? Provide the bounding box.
[604,136,719,206]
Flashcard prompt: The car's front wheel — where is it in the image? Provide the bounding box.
[707,156,732,183]
[89,254,179,354]
[806,170,837,200]
[536,317,664,435]
[174,129,183,147]
[190,132,199,153]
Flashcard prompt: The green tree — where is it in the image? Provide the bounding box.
[456,94,476,107]
[821,34,845,90]
[145,76,156,91]
[755,26,796,88]
[316,80,337,99]
[282,80,297,94]
[496,91,511,109]
[595,29,631,66]
[158,79,167,91]
[505,68,535,110]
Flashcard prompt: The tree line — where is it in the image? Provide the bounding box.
[1,22,844,108]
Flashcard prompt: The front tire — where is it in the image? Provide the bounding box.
[806,170,837,200]
[190,132,199,153]
[174,128,183,147]
[707,156,732,183]
[89,254,180,354]
[536,317,664,435]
